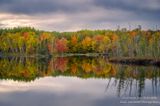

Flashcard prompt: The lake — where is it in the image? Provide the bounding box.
[0,56,160,106]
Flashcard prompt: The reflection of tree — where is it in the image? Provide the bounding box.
[105,65,160,98]
[0,57,160,97]
[36,57,51,76]
[0,57,38,81]
[51,57,114,78]
[53,57,68,72]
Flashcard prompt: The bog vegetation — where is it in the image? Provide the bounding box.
[0,27,160,57]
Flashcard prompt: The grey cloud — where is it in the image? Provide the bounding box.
[0,23,7,28]
[93,0,160,21]
[93,0,160,12]
[0,0,91,15]
[0,0,159,31]
[0,23,4,26]
[0,0,160,21]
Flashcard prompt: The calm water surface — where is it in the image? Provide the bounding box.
[0,56,160,106]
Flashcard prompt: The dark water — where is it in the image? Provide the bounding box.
[0,56,160,106]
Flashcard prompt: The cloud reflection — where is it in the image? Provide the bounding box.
[0,76,159,106]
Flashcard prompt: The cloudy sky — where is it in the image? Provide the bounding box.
[0,0,160,31]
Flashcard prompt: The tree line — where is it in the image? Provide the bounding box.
[0,27,160,57]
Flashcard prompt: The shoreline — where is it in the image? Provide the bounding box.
[0,53,160,67]
[109,57,160,67]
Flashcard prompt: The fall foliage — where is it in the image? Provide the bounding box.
[0,27,160,57]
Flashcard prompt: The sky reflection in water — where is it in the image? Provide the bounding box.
[0,57,160,106]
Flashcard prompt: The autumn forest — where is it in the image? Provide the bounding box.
[0,27,160,58]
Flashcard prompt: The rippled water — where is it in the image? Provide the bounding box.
[0,56,160,106]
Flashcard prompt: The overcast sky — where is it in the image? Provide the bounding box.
[0,0,160,31]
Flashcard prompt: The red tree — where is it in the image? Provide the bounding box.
[55,38,68,53]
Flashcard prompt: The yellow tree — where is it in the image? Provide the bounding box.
[70,35,78,52]
[81,36,93,52]
[94,35,110,53]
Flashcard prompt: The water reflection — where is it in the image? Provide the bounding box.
[0,57,160,106]
[0,57,115,81]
